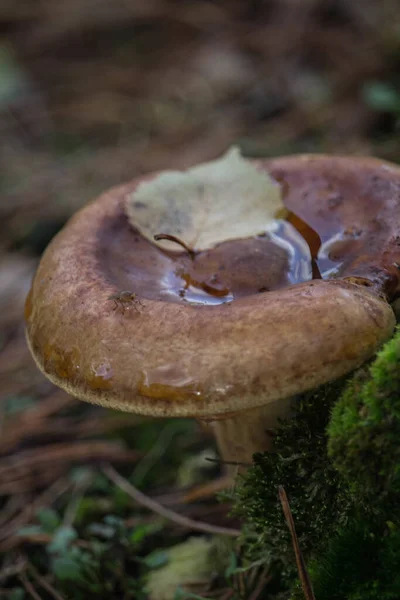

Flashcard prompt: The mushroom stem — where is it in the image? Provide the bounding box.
[204,397,294,471]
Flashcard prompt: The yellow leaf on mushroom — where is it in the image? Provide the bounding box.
[126,147,286,252]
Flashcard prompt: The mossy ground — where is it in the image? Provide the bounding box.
[233,329,400,598]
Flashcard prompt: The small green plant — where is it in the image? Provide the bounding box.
[25,515,153,599]
[363,82,400,117]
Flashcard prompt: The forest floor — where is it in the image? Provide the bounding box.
[1,1,400,598]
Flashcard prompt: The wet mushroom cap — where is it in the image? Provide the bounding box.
[25,155,400,418]
[268,155,400,295]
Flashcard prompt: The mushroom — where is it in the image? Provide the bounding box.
[25,152,400,466]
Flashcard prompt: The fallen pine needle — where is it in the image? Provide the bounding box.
[0,441,141,481]
[0,555,27,582]
[28,562,65,600]
[278,486,316,600]
[19,571,42,600]
[183,475,233,503]
[0,477,71,543]
[103,464,241,537]
[0,532,92,554]
[247,566,271,600]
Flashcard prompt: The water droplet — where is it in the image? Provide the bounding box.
[139,364,203,401]
[268,220,314,283]
[88,361,113,390]
[43,344,81,380]
[161,268,234,305]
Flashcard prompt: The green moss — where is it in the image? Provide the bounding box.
[291,522,400,600]
[232,380,353,576]
[230,329,400,597]
[328,327,400,509]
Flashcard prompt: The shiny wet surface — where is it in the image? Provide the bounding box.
[95,156,400,306]
[99,207,315,305]
[270,158,400,298]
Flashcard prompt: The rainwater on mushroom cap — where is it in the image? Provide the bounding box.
[123,147,315,304]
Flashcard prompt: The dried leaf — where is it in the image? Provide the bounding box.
[126,147,285,252]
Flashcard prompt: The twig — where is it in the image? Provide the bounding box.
[0,467,66,496]
[103,464,240,537]
[248,567,272,600]
[0,555,27,582]
[0,494,27,527]
[0,532,92,553]
[0,413,140,458]
[63,470,93,527]
[0,477,71,542]
[154,233,196,258]
[19,571,42,600]
[27,562,65,600]
[0,392,75,455]
[182,475,233,503]
[18,391,73,422]
[205,458,252,468]
[0,441,141,484]
[0,533,55,553]
[235,571,246,597]
[247,564,259,592]
[278,486,316,600]
[220,590,234,600]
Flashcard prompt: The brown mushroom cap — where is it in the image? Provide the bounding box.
[25,155,399,418]
[268,155,400,296]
